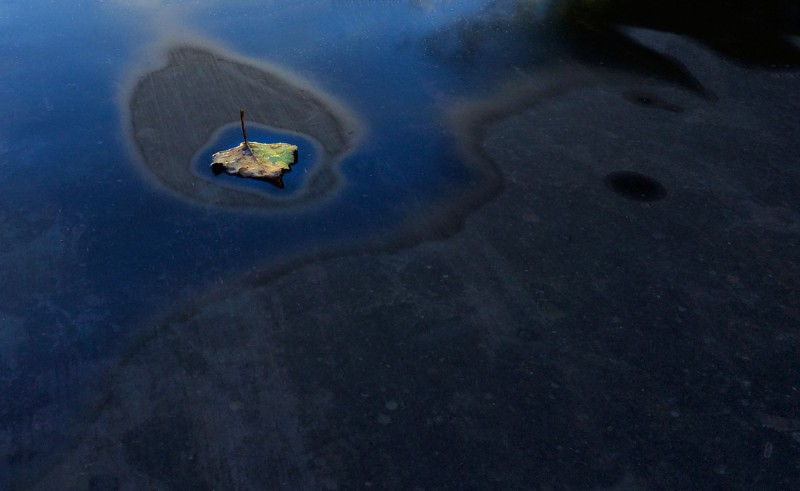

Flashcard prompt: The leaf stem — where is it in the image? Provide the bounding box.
[240,109,248,144]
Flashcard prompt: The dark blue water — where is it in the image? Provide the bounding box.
[0,3,486,322]
[0,0,504,478]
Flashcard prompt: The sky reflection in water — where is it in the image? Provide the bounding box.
[1,1,493,317]
[0,0,508,462]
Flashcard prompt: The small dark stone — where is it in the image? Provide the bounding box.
[604,171,667,201]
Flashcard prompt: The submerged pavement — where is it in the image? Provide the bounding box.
[128,45,361,208]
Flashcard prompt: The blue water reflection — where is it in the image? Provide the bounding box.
[0,1,502,480]
[0,2,490,319]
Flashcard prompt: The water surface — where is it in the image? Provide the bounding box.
[2,1,800,489]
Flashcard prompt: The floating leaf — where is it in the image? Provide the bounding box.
[211,141,298,187]
[210,110,298,188]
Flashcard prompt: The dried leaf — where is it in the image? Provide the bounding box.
[210,110,298,188]
[211,141,298,188]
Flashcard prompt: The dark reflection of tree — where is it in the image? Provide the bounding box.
[424,0,800,96]
[556,0,800,67]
